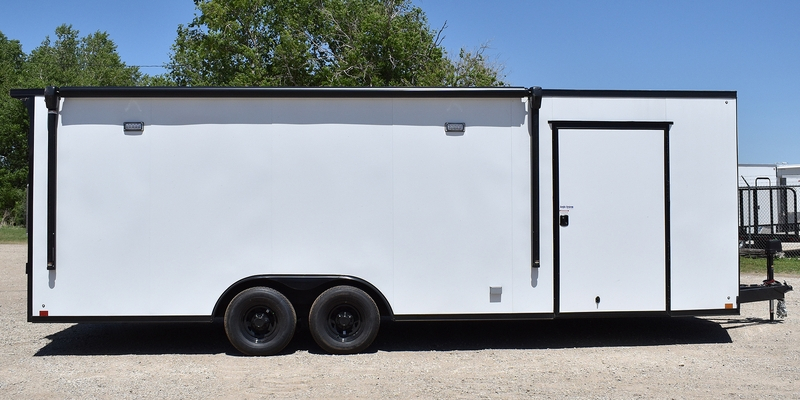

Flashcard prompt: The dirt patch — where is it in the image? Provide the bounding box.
[1,244,798,398]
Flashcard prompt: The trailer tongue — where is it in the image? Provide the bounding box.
[739,239,793,320]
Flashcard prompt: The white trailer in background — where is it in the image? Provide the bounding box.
[738,164,800,187]
[777,165,800,187]
[11,86,789,355]
[739,164,777,188]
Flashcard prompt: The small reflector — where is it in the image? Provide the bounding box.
[39,310,49,317]
[123,121,144,132]
[725,303,734,309]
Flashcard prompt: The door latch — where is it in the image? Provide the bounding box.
[559,215,569,227]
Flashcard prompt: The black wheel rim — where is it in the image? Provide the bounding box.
[326,304,362,343]
[242,306,278,343]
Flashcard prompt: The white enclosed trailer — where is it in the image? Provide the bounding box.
[738,163,800,187]
[738,164,777,187]
[10,86,785,355]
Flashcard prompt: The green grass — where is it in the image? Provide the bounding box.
[0,226,27,243]
[740,256,800,275]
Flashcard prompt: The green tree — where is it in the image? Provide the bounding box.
[0,32,29,225]
[0,26,142,225]
[445,45,506,87]
[168,0,312,86]
[168,0,504,87]
[309,0,451,86]
[25,24,142,87]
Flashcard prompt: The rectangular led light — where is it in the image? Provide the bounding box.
[123,121,144,132]
[444,122,465,133]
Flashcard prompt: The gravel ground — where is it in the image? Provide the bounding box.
[1,243,799,399]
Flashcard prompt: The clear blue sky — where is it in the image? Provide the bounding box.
[2,0,798,164]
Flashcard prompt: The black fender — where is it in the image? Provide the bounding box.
[213,275,394,320]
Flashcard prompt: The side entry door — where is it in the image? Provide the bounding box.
[553,121,671,314]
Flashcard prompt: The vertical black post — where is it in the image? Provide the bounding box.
[753,188,760,231]
[791,188,799,236]
[779,187,788,233]
[23,96,35,322]
[551,125,560,315]
[44,86,59,271]
[739,189,745,237]
[768,188,775,232]
[765,239,780,283]
[663,125,671,314]
[530,87,542,268]
[766,253,775,283]
[765,238,781,321]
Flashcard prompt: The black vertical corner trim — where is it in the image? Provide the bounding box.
[530,87,542,268]
[44,86,59,271]
[551,125,561,314]
[23,96,35,322]
[663,126,672,314]
[734,98,740,292]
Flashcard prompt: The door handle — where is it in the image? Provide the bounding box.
[560,215,569,227]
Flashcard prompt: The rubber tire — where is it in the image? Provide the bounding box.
[224,287,296,356]
[309,285,380,354]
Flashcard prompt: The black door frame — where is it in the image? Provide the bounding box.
[550,120,672,316]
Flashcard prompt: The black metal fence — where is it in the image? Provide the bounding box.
[739,185,800,252]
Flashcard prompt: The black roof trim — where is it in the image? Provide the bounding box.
[9,89,44,99]
[542,89,737,99]
[12,86,533,99]
[14,87,737,100]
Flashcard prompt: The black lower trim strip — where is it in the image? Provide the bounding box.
[393,313,555,322]
[669,308,740,317]
[31,315,214,323]
[31,309,739,324]
[394,309,734,321]
[560,309,739,318]
[556,311,671,319]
